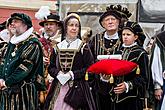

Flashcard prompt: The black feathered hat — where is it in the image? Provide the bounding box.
[116,5,132,20]
[99,5,122,27]
[115,5,132,33]
[123,21,146,46]
[8,13,32,29]
[39,13,62,27]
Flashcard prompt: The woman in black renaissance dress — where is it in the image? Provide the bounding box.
[44,13,96,110]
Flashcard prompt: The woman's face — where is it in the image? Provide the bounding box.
[122,29,138,46]
[66,18,79,39]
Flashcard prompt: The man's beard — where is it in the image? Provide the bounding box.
[10,28,17,35]
[45,30,55,37]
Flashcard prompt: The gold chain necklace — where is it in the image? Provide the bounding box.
[100,38,121,54]
[11,45,18,57]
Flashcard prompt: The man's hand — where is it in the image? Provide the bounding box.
[155,89,163,101]
[101,74,111,80]
[0,79,5,89]
[43,57,50,65]
[114,82,126,94]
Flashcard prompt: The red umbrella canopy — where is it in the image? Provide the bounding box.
[87,59,138,76]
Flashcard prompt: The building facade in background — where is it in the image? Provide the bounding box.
[0,0,57,33]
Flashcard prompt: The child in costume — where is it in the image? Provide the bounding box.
[112,21,149,110]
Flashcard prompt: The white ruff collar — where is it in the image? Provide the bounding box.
[122,42,137,48]
[104,31,119,40]
[57,38,82,49]
[10,27,34,44]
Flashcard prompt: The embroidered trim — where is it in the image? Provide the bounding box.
[97,32,121,55]
[19,64,29,72]
[21,44,34,59]
[24,59,33,65]
[56,42,84,72]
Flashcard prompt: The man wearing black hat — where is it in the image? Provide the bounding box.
[89,5,123,110]
[0,13,45,110]
[39,13,62,63]
[37,13,63,108]
[89,5,122,60]
[39,13,62,43]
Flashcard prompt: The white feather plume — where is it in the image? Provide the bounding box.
[35,6,51,20]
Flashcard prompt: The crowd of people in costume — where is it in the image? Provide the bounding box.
[0,4,164,110]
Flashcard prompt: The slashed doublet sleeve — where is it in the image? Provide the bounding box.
[135,51,149,87]
[151,44,163,89]
[48,48,60,78]
[72,44,94,79]
[5,41,42,86]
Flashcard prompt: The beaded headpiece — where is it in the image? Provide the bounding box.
[113,5,132,20]
[99,5,122,27]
